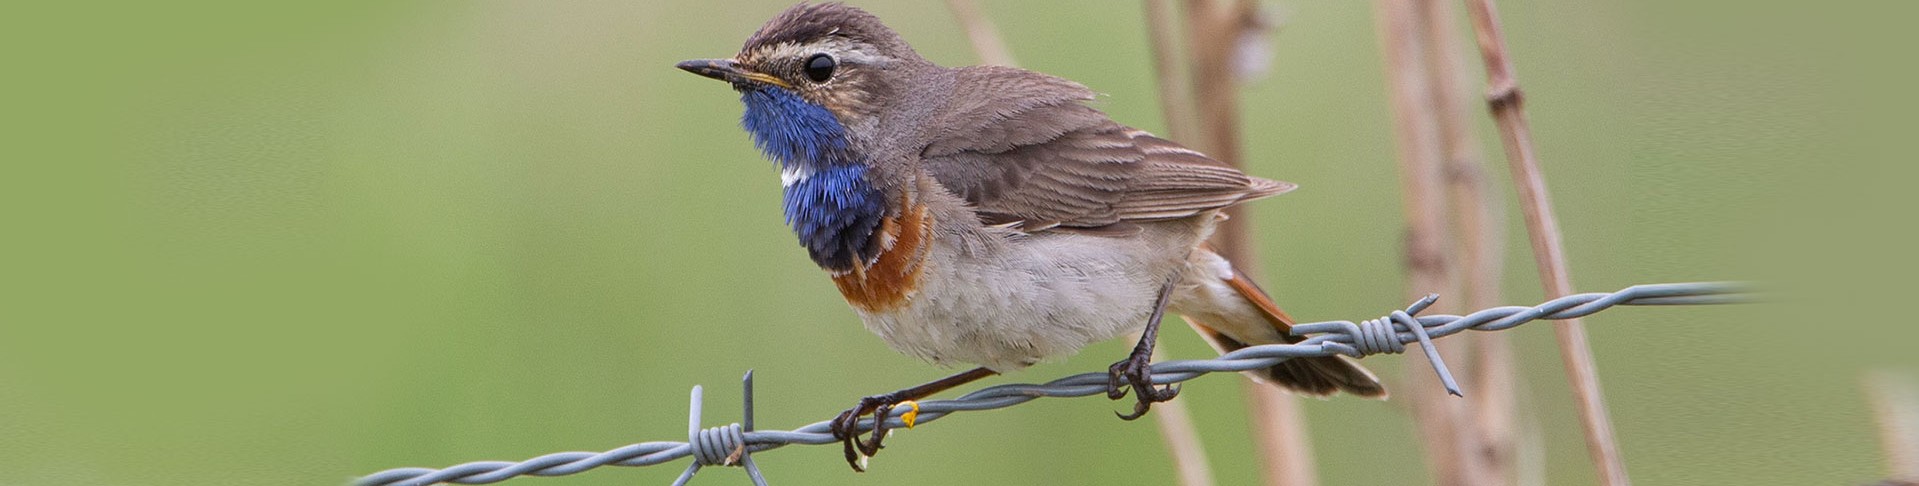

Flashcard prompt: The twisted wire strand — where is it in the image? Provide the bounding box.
[355,281,1751,486]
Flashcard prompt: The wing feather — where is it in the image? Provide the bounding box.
[922,67,1295,232]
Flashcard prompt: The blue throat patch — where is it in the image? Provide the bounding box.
[739,87,885,271]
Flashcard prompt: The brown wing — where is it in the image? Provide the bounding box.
[921,66,1294,232]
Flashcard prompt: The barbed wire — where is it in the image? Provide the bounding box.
[355,281,1752,486]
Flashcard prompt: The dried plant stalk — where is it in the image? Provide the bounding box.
[1184,0,1251,260]
[1867,372,1919,482]
[1175,1,1317,485]
[1461,0,1629,484]
[1152,347,1220,486]
[1245,384,1317,486]
[1381,0,1533,483]
[943,0,1017,67]
[1377,0,1451,300]
[1417,0,1518,483]
[1145,0,1197,142]
[1372,1,1482,484]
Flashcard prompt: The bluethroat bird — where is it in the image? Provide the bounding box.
[678,2,1385,471]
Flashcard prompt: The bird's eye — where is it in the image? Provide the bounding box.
[804,54,836,83]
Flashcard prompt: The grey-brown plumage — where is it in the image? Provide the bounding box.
[679,2,1383,469]
[924,66,1296,232]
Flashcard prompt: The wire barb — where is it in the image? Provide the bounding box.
[354,281,1751,486]
[1337,293,1460,395]
[670,372,768,486]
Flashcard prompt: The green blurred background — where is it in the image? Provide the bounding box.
[1,0,1910,484]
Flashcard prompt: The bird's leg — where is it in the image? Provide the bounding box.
[830,366,997,472]
[1108,278,1182,420]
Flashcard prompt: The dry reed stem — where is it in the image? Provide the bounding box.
[1376,0,1452,301]
[944,4,1213,484]
[1145,0,1197,143]
[1417,0,1519,483]
[1176,1,1316,485]
[1151,347,1220,486]
[1245,384,1317,486]
[1462,0,1628,484]
[942,0,1017,67]
[1372,1,1481,484]
[1422,3,1501,317]
[1516,405,1548,486]
[1867,371,1919,482]
[1184,0,1250,261]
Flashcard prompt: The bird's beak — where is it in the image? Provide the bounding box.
[676,58,791,89]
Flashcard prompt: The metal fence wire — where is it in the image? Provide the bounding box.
[356,281,1751,486]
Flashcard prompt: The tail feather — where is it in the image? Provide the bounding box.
[1185,316,1386,398]
[1177,250,1387,398]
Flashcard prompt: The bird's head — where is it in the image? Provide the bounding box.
[677,2,926,126]
[677,3,929,272]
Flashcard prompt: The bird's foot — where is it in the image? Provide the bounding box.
[829,394,919,472]
[1107,350,1179,420]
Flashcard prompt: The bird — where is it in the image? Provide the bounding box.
[677,2,1384,471]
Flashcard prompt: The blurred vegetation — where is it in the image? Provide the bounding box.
[0,1,1910,485]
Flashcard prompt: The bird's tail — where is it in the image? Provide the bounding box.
[1174,250,1388,398]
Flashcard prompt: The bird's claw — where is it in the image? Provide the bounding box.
[1107,351,1179,420]
[829,394,911,472]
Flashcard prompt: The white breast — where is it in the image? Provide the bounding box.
[852,216,1210,372]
